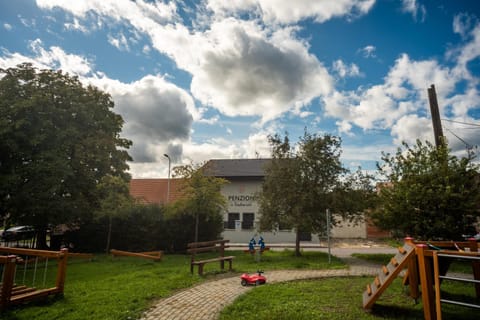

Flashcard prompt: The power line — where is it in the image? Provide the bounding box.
[441,118,480,128]
[444,127,476,151]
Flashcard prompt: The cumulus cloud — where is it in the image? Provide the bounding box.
[325,25,480,151]
[324,53,457,143]
[89,75,197,163]
[190,20,333,122]
[35,0,345,124]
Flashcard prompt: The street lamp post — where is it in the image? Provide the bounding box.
[163,154,171,203]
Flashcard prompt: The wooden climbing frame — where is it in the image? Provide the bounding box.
[362,237,479,320]
[0,246,68,309]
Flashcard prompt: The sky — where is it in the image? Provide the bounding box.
[1,0,480,178]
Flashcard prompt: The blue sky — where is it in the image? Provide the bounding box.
[1,0,480,178]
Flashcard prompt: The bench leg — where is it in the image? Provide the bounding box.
[220,260,225,270]
[198,264,204,276]
[228,260,232,271]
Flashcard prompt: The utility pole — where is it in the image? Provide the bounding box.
[163,154,171,203]
[427,84,445,147]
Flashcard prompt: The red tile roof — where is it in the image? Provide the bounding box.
[129,179,183,205]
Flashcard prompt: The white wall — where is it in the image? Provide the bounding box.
[221,179,367,244]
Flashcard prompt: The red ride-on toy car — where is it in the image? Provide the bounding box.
[240,270,266,286]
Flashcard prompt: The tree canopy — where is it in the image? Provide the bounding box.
[0,63,131,247]
[258,131,374,255]
[373,140,480,240]
[165,163,228,247]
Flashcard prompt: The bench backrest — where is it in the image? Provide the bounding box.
[187,240,229,256]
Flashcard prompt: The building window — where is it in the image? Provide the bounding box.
[225,213,240,229]
[242,213,255,230]
[298,231,312,241]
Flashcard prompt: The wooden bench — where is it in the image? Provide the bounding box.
[187,240,234,276]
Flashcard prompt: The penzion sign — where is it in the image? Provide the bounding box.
[227,194,258,207]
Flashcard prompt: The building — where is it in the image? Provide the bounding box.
[129,159,387,244]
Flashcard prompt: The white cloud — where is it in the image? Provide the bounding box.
[391,114,432,145]
[207,0,375,24]
[189,19,333,122]
[445,87,480,118]
[324,53,456,137]
[36,0,372,125]
[386,54,455,97]
[142,44,151,54]
[36,0,178,23]
[18,15,36,28]
[4,23,12,31]
[450,22,480,80]
[179,130,272,169]
[336,120,353,135]
[0,39,93,76]
[64,17,88,33]
[453,13,477,38]
[359,45,376,58]
[244,130,272,158]
[332,59,361,78]
[197,115,219,125]
[108,32,130,51]
[401,0,426,22]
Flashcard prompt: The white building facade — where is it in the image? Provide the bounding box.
[204,159,368,244]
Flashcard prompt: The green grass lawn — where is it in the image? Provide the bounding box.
[219,277,478,320]
[1,250,344,320]
[2,254,200,320]
[1,250,478,320]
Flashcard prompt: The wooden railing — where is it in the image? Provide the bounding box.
[0,247,68,309]
[433,250,480,320]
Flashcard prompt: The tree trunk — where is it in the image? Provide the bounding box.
[295,229,302,256]
[35,227,49,249]
[105,216,113,254]
[194,212,199,243]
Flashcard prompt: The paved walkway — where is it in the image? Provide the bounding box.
[140,250,389,320]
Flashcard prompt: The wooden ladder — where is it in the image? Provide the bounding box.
[362,243,416,309]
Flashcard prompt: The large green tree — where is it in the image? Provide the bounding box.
[0,63,131,248]
[373,140,480,240]
[259,131,374,256]
[165,163,228,249]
